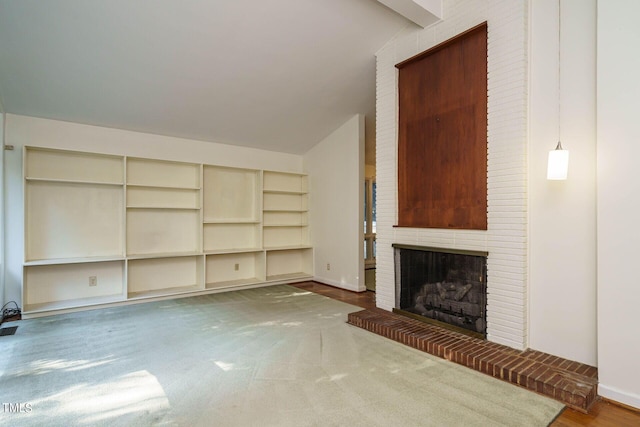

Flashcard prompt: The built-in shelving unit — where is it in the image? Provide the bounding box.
[22,147,312,317]
[126,158,201,258]
[263,171,312,280]
[23,148,126,313]
[265,248,313,282]
[205,251,265,289]
[23,260,126,313]
[202,165,261,255]
[127,255,204,299]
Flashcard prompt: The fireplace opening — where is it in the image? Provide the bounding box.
[394,245,487,338]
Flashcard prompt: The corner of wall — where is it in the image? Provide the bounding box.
[528,0,597,366]
[0,112,5,308]
[305,115,366,292]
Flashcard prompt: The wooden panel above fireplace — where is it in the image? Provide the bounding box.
[396,23,487,230]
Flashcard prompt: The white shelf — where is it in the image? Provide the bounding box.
[23,294,126,314]
[128,285,204,300]
[264,245,313,251]
[204,248,262,255]
[266,273,313,282]
[24,255,125,266]
[126,251,202,260]
[263,224,308,228]
[126,206,200,210]
[203,219,260,224]
[263,209,308,213]
[263,190,307,195]
[205,278,262,289]
[126,183,200,190]
[26,177,123,186]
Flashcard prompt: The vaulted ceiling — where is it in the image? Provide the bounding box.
[0,0,413,162]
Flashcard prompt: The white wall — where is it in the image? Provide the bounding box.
[528,0,597,366]
[0,111,5,308]
[305,115,365,292]
[3,114,304,306]
[597,0,640,409]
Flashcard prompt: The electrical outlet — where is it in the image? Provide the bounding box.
[89,276,97,287]
[234,263,239,271]
[326,263,330,271]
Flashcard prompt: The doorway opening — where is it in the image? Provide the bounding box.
[364,178,376,291]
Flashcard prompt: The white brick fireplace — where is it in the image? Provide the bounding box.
[375,0,529,350]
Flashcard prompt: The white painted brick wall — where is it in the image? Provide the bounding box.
[376,0,529,350]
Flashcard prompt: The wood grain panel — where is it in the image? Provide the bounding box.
[397,23,487,230]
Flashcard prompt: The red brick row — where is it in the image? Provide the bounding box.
[347,309,598,413]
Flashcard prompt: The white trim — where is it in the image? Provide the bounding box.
[376,0,442,28]
[598,384,640,411]
[314,276,366,292]
[0,113,4,309]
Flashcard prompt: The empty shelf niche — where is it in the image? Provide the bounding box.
[127,256,203,298]
[203,166,259,222]
[23,261,125,313]
[266,248,312,281]
[25,147,124,185]
[263,211,308,227]
[206,252,265,289]
[263,193,307,212]
[26,180,124,262]
[127,186,199,209]
[263,171,307,193]
[127,209,200,256]
[203,223,261,252]
[263,226,309,249]
[127,158,200,189]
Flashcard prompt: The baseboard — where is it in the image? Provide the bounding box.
[313,276,366,292]
[598,383,640,411]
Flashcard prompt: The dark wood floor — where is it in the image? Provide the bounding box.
[290,281,640,427]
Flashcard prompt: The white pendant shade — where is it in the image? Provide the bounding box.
[547,142,569,180]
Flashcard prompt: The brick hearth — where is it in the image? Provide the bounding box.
[347,308,598,413]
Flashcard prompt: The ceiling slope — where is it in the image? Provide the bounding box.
[0,0,410,154]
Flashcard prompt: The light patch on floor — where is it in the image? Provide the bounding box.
[26,358,116,375]
[29,371,170,425]
[0,285,563,426]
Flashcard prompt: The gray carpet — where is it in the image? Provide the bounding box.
[0,285,563,426]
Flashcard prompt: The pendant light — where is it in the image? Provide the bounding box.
[547,0,569,181]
